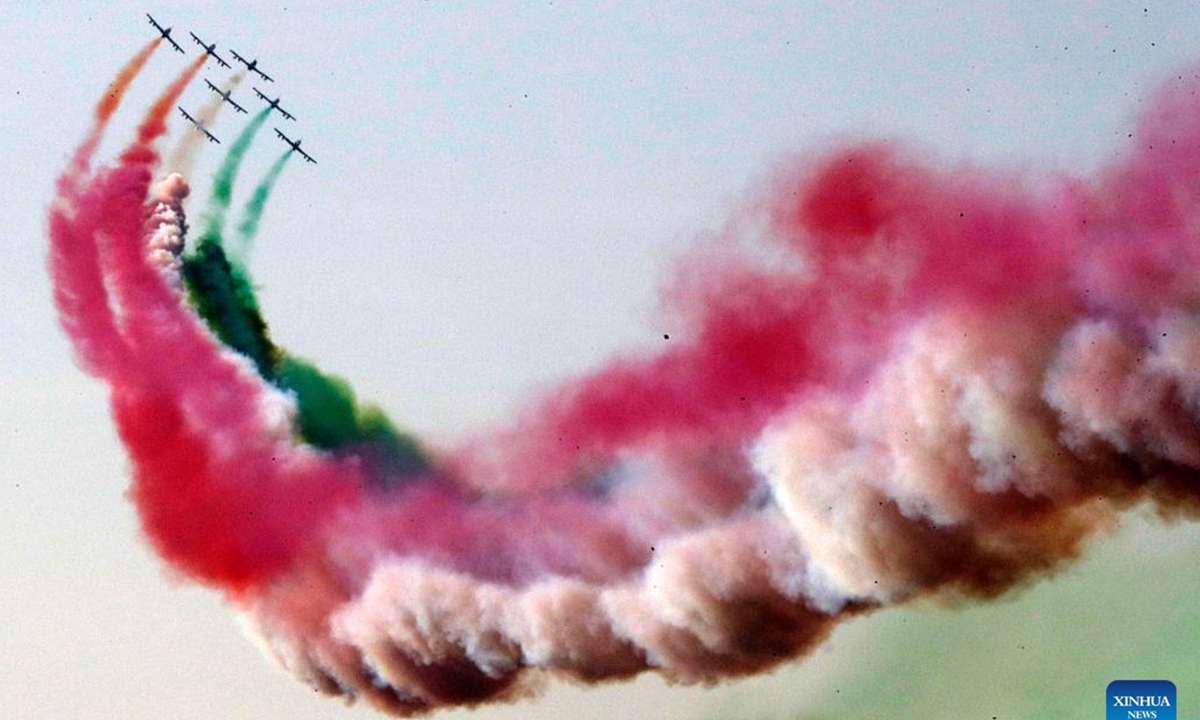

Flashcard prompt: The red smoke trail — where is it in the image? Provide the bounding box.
[49,50,1200,717]
[50,40,162,379]
[51,39,197,341]
[114,55,361,592]
[124,53,206,162]
[51,52,359,592]
[97,39,161,125]
[450,169,1081,493]
[51,51,203,381]
[69,38,160,177]
[102,175,357,593]
[50,38,162,374]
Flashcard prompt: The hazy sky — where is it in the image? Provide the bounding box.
[3,2,1199,719]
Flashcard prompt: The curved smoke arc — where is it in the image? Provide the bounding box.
[47,43,1200,716]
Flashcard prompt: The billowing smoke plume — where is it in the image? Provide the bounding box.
[48,42,1200,716]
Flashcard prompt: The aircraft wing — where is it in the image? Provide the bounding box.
[167,36,184,53]
[189,32,202,45]
[212,52,230,68]
[229,98,247,114]
[146,14,163,32]
[204,129,221,144]
[279,106,295,121]
[178,107,195,123]
[297,147,316,164]
[255,68,274,82]
[230,49,247,65]
[254,87,268,101]
[205,79,219,92]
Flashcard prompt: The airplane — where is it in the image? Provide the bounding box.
[253,87,295,120]
[146,14,184,54]
[189,32,230,68]
[229,50,274,82]
[204,79,247,113]
[275,129,316,164]
[178,107,220,144]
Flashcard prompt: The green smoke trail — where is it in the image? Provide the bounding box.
[182,134,286,376]
[275,356,430,477]
[227,150,291,262]
[181,139,429,482]
[182,111,278,375]
[199,107,272,246]
[183,240,278,376]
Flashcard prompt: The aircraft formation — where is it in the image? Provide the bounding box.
[148,13,317,163]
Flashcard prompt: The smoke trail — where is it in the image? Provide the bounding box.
[64,38,159,184]
[50,56,358,590]
[129,54,206,150]
[178,111,278,372]
[180,150,292,362]
[229,150,290,260]
[49,50,1200,719]
[97,39,161,124]
[197,107,272,245]
[181,238,278,374]
[180,137,282,373]
[180,151,430,478]
[49,39,172,377]
[272,355,430,477]
[166,73,245,177]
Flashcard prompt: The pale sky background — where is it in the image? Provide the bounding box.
[2,2,1199,719]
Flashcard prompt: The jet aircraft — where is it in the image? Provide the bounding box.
[190,32,231,68]
[179,107,220,144]
[146,14,184,53]
[275,129,316,164]
[204,79,247,113]
[254,87,295,120]
[230,50,274,82]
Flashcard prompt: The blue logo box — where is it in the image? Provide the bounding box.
[1107,680,1176,720]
